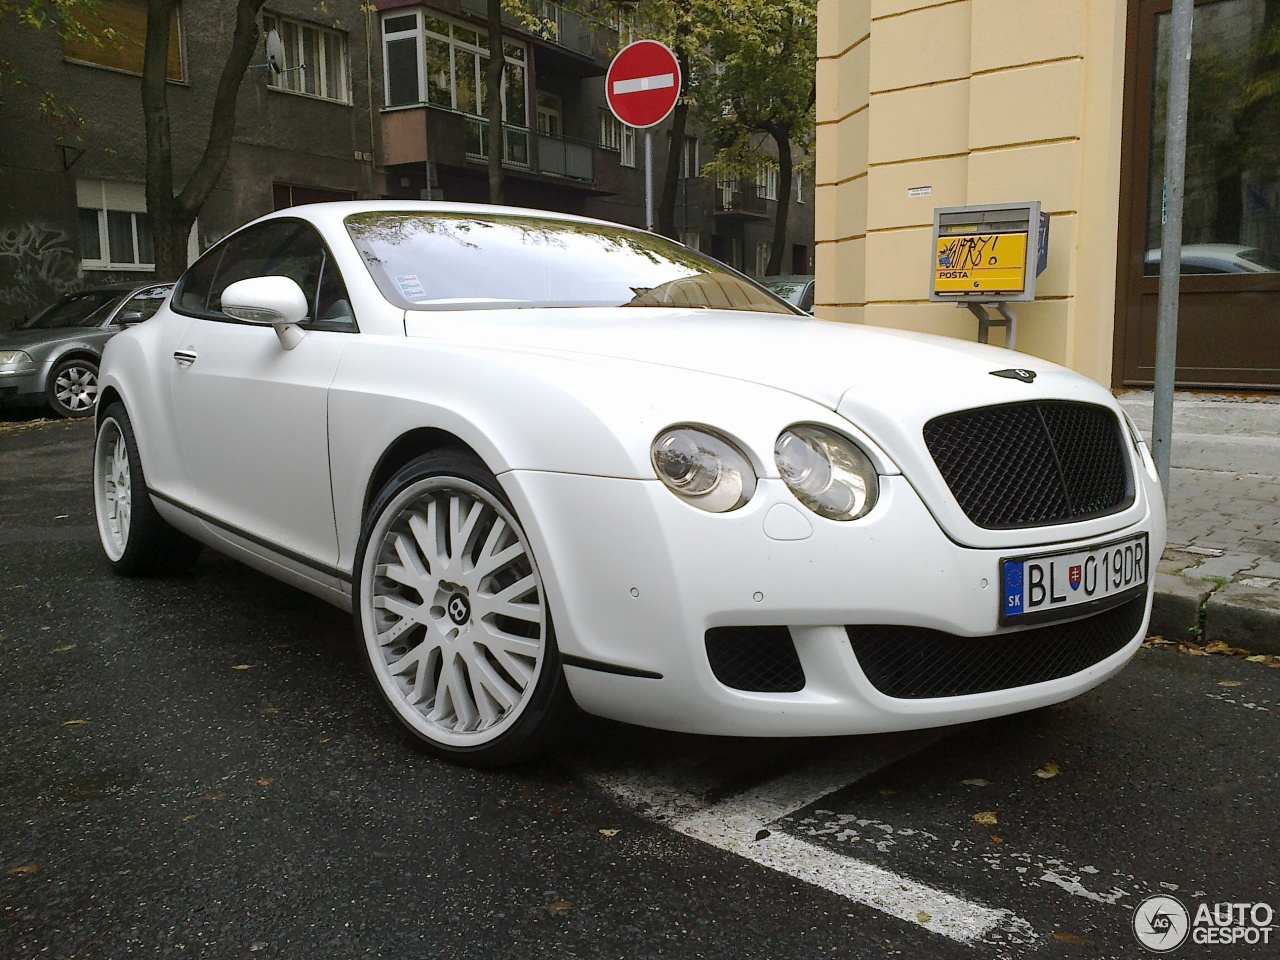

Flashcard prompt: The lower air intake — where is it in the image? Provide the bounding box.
[845,598,1146,699]
[705,626,805,693]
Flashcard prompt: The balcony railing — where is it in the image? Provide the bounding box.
[536,133,594,181]
[464,116,531,169]
[716,180,769,217]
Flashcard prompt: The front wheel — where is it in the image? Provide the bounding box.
[93,403,202,576]
[353,452,570,767]
[48,357,99,417]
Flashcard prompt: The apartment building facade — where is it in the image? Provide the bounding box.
[0,0,814,329]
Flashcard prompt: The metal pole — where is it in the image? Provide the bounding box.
[1152,0,1195,494]
[645,130,654,231]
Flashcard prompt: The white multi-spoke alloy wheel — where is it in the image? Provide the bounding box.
[49,358,99,417]
[355,453,569,766]
[93,403,202,577]
[94,414,133,562]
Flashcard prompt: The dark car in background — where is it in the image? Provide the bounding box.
[0,283,173,417]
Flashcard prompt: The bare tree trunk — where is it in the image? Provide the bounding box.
[656,48,690,239]
[766,124,793,276]
[486,0,506,205]
[142,0,264,279]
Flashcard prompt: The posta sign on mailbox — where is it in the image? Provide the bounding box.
[606,40,681,129]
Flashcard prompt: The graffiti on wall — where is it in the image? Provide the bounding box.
[0,222,83,330]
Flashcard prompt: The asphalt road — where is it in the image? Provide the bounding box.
[2,416,1277,960]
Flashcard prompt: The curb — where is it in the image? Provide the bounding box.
[1151,567,1280,657]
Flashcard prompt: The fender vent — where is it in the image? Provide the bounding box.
[705,626,805,693]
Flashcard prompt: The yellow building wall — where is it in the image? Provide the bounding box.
[814,0,1128,385]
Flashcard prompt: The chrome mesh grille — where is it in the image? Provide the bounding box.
[923,401,1132,529]
[845,597,1146,699]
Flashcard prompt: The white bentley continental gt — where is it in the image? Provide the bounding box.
[93,202,1166,766]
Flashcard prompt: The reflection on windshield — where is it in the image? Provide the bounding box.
[23,291,122,330]
[344,212,795,315]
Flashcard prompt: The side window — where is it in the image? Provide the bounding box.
[175,219,354,329]
[176,246,224,314]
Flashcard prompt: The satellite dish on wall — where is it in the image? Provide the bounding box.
[265,29,284,75]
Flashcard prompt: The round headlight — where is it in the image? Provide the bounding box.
[775,425,879,521]
[651,427,756,513]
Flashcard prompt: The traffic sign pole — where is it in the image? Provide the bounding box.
[645,132,654,231]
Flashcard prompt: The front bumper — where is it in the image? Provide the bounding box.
[0,365,45,405]
[502,468,1165,737]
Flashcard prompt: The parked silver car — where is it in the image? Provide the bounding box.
[0,283,173,417]
[759,275,815,313]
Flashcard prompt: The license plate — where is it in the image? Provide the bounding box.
[1000,534,1148,625]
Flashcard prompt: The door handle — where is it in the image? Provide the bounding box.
[173,349,197,367]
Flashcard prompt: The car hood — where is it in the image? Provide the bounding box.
[0,326,107,350]
[403,306,1116,416]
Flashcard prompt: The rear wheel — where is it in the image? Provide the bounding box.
[48,357,99,418]
[354,452,570,767]
[93,402,202,576]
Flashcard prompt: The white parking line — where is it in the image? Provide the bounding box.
[586,739,1036,947]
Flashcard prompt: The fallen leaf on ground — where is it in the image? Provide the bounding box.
[257,778,274,787]
[1180,644,1209,656]
[201,792,228,801]
[52,644,75,653]
[961,778,990,787]
[1217,680,1244,687]
[62,719,88,727]
[1052,931,1091,944]
[8,864,39,876]
[598,828,619,838]
[990,835,1004,845]
[973,811,998,826]
[544,900,572,916]
[231,664,254,671]
[1035,762,1060,780]
[182,814,199,822]
[917,911,932,924]
[754,829,771,841]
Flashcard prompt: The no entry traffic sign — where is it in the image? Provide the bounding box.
[606,40,681,129]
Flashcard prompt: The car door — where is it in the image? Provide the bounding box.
[167,218,356,572]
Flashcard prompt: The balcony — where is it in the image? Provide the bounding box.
[715,180,770,219]
[464,116,532,169]
[535,133,595,181]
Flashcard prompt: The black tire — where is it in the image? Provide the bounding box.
[47,357,100,418]
[353,451,571,767]
[93,402,203,576]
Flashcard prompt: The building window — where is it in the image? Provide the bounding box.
[532,1,562,42]
[264,13,350,104]
[680,135,699,179]
[62,0,183,81]
[381,9,527,127]
[77,180,154,271]
[537,92,563,137]
[599,110,621,150]
[755,240,773,277]
[756,162,779,201]
[621,123,636,168]
[795,169,804,203]
[615,3,637,45]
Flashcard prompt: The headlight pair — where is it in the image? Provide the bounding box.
[0,350,33,370]
[651,424,879,521]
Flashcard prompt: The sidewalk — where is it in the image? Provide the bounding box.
[1117,391,1280,654]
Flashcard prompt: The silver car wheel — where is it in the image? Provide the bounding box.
[359,475,548,749]
[93,417,132,561]
[52,361,99,416]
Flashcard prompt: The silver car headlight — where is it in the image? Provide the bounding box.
[775,424,879,521]
[0,350,32,370]
[651,426,757,513]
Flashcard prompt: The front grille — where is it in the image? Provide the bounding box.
[845,597,1146,699]
[706,626,805,692]
[923,401,1132,528]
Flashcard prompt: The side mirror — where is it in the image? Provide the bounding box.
[221,276,309,350]
[115,310,144,326]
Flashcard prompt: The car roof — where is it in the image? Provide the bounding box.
[261,199,637,234]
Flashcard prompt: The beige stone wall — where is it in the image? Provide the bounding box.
[815,0,1128,384]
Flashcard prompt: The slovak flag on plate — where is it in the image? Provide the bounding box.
[1069,565,1082,591]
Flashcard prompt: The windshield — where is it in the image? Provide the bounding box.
[345,212,796,314]
[23,290,123,330]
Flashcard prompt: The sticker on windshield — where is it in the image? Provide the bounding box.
[396,275,426,301]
